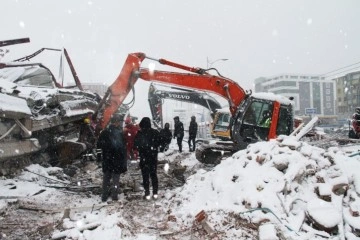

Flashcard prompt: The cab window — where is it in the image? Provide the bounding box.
[276,107,292,135]
[214,113,230,131]
[243,101,272,127]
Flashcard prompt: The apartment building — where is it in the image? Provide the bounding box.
[254,74,336,120]
[333,71,360,121]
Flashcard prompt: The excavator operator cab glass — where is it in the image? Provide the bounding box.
[276,106,293,135]
[239,99,293,143]
[241,100,273,141]
[213,112,230,132]
[243,101,272,127]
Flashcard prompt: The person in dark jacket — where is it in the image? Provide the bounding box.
[159,122,172,152]
[97,115,127,202]
[188,116,198,152]
[173,116,184,152]
[134,117,160,200]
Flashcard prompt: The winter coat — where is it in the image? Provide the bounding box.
[134,117,160,162]
[97,125,127,174]
[189,120,198,138]
[124,123,139,143]
[352,113,360,135]
[174,121,184,139]
[159,127,172,146]
[261,118,271,128]
[124,123,140,152]
[78,123,96,149]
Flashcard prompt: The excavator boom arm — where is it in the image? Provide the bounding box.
[96,52,145,129]
[97,52,246,129]
[139,69,245,114]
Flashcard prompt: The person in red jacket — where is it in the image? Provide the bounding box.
[124,117,140,160]
[350,107,360,139]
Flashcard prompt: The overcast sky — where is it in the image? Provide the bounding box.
[1,0,360,119]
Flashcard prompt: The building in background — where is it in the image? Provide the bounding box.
[254,74,337,125]
[81,82,108,97]
[332,71,360,122]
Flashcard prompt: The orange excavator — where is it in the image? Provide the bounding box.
[94,52,294,164]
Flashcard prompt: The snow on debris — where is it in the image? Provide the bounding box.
[167,135,360,239]
[0,164,66,199]
[2,137,360,239]
[252,92,293,105]
[0,93,32,116]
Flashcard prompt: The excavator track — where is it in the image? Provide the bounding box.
[195,141,239,165]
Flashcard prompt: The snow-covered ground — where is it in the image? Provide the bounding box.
[1,136,360,239]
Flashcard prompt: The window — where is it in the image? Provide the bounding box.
[276,107,292,135]
[213,113,230,131]
[243,101,272,126]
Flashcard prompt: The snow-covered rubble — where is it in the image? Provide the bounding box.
[1,136,360,239]
[167,136,360,239]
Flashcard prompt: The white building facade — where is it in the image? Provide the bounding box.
[81,82,108,97]
[254,74,336,118]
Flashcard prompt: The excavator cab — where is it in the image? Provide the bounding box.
[231,95,293,149]
[211,110,232,140]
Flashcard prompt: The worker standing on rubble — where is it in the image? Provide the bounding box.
[173,116,184,153]
[78,117,96,159]
[188,116,198,152]
[159,122,172,152]
[124,116,139,160]
[97,115,127,202]
[134,117,160,200]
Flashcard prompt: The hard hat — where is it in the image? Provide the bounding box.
[84,118,90,124]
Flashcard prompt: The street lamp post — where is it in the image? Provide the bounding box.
[207,57,228,68]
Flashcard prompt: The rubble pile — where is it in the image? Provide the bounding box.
[167,135,360,239]
[0,64,100,176]
[0,149,196,239]
[1,137,360,239]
